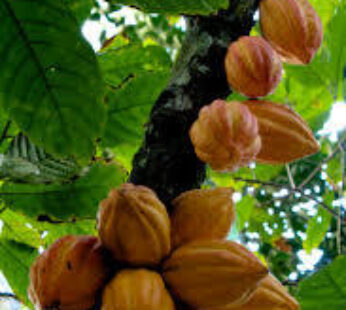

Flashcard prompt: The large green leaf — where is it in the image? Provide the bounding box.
[0,209,41,249]
[0,0,105,160]
[110,0,228,15]
[0,163,125,220]
[99,44,171,168]
[63,0,93,23]
[0,239,37,305]
[298,255,346,310]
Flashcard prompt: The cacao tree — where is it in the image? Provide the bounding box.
[0,0,345,309]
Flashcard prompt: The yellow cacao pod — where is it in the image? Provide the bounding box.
[225,36,282,98]
[216,274,299,310]
[28,235,110,310]
[189,100,261,172]
[163,240,268,309]
[242,100,319,164]
[171,187,235,248]
[97,183,171,265]
[101,269,175,310]
[260,0,323,64]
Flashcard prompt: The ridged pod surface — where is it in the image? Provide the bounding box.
[260,0,323,64]
[97,183,171,265]
[225,36,282,98]
[189,100,261,172]
[28,235,110,310]
[215,274,300,310]
[171,187,235,248]
[101,269,175,310]
[163,240,268,309]
[242,100,319,164]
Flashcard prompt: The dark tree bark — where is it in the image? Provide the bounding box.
[130,0,260,208]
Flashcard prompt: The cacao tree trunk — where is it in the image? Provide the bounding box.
[130,0,260,207]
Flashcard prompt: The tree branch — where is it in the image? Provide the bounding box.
[232,177,339,218]
[129,0,260,207]
[0,292,18,300]
[298,136,346,189]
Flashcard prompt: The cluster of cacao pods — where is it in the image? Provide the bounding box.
[190,0,322,172]
[29,184,299,310]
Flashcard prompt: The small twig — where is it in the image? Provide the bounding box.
[0,120,11,145]
[232,177,339,218]
[0,292,18,300]
[298,137,346,189]
[286,164,296,189]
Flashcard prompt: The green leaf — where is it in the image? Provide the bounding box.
[0,0,105,160]
[0,209,41,249]
[62,0,93,23]
[99,45,171,167]
[0,163,126,220]
[109,0,228,15]
[298,255,346,310]
[0,239,37,305]
[303,207,332,253]
[40,220,96,247]
[1,134,80,183]
[236,196,255,231]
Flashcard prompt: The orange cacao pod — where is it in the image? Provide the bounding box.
[101,269,175,310]
[242,100,319,164]
[97,183,171,265]
[189,100,261,172]
[171,187,235,248]
[260,0,323,64]
[28,235,110,310]
[220,274,299,310]
[163,240,268,309]
[225,36,282,98]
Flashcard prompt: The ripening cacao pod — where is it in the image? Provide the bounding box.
[163,240,268,309]
[225,36,282,98]
[171,187,235,248]
[28,235,110,310]
[218,274,299,310]
[101,269,175,310]
[97,183,171,265]
[260,0,323,64]
[242,100,319,164]
[189,100,261,172]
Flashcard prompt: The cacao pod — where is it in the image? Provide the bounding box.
[242,100,319,164]
[97,183,171,265]
[171,187,235,248]
[189,100,261,172]
[260,0,323,64]
[218,274,299,310]
[163,240,268,309]
[225,36,282,98]
[28,235,110,310]
[101,269,175,310]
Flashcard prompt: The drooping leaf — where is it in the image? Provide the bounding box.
[0,0,105,160]
[0,239,38,305]
[236,195,255,231]
[109,0,228,15]
[0,134,80,183]
[303,207,332,253]
[0,163,126,220]
[298,255,346,310]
